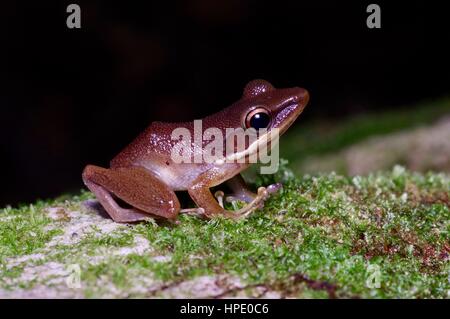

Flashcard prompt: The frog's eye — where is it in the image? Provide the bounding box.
[245,107,271,130]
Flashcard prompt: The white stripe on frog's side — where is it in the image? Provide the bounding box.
[215,128,279,165]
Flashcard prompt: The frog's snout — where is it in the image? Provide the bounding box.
[293,88,310,107]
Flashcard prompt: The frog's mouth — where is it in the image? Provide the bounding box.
[215,128,276,165]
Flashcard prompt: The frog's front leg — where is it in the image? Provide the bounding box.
[225,174,283,204]
[82,165,180,222]
[187,172,269,219]
[188,184,268,219]
[225,174,258,203]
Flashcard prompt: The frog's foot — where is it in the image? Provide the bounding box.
[225,174,283,204]
[225,187,269,219]
[188,176,277,220]
[215,187,265,217]
[225,182,283,209]
[178,188,264,220]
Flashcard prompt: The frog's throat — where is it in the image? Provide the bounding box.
[214,129,278,165]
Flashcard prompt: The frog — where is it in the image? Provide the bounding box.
[82,79,309,222]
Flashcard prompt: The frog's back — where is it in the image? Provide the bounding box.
[110,121,192,168]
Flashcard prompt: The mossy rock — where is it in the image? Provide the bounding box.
[0,167,449,298]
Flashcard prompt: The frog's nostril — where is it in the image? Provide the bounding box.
[297,88,308,98]
[295,88,309,105]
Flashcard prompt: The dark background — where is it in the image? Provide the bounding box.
[2,1,449,206]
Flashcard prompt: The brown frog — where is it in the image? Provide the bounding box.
[82,79,309,222]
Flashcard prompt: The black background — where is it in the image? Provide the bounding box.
[2,0,449,206]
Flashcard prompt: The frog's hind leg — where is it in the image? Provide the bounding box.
[83,179,150,223]
[82,165,180,223]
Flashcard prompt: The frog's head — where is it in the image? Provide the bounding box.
[205,79,309,164]
[207,79,309,135]
[239,79,309,136]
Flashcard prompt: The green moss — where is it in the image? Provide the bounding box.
[0,204,62,260]
[0,167,448,298]
[78,228,135,249]
[73,167,449,298]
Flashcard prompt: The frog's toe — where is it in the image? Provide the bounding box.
[214,190,225,208]
[267,182,283,194]
[229,186,268,217]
